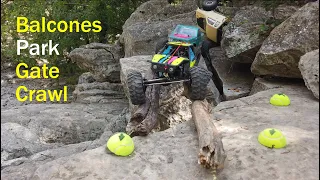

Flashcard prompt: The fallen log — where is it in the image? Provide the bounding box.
[191,100,226,170]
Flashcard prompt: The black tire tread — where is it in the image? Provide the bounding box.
[127,71,146,105]
[189,66,212,100]
[202,0,219,11]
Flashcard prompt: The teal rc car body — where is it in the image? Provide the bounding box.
[168,24,204,47]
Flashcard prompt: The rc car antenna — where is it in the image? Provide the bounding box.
[166,43,183,65]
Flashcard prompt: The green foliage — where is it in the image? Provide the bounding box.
[251,17,283,37]
[1,0,149,84]
[250,0,298,37]
[260,0,297,11]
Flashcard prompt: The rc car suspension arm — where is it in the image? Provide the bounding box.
[143,78,189,86]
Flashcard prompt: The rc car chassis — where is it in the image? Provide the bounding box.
[127,32,212,105]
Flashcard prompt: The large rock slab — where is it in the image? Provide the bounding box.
[72,81,127,104]
[251,1,319,78]
[147,1,197,22]
[299,49,319,99]
[4,83,318,180]
[26,130,112,164]
[27,121,213,180]
[1,131,113,178]
[1,161,40,180]
[68,43,123,82]
[1,103,128,144]
[1,123,54,162]
[120,0,197,58]
[122,0,197,29]
[209,47,255,100]
[122,0,169,29]
[221,5,298,63]
[214,83,319,179]
[249,77,305,95]
[1,141,90,171]
[122,16,196,57]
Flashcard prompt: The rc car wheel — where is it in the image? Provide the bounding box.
[189,66,212,100]
[127,71,146,105]
[202,0,219,11]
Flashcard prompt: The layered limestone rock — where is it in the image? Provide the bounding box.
[221,5,298,63]
[251,1,319,78]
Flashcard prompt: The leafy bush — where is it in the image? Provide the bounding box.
[1,0,149,83]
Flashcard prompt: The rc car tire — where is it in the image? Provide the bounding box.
[127,71,146,105]
[202,0,219,11]
[189,66,212,100]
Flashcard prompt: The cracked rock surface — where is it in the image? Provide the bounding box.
[251,1,319,78]
[2,80,318,180]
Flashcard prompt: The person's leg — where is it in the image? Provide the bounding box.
[200,38,217,74]
[200,38,224,94]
